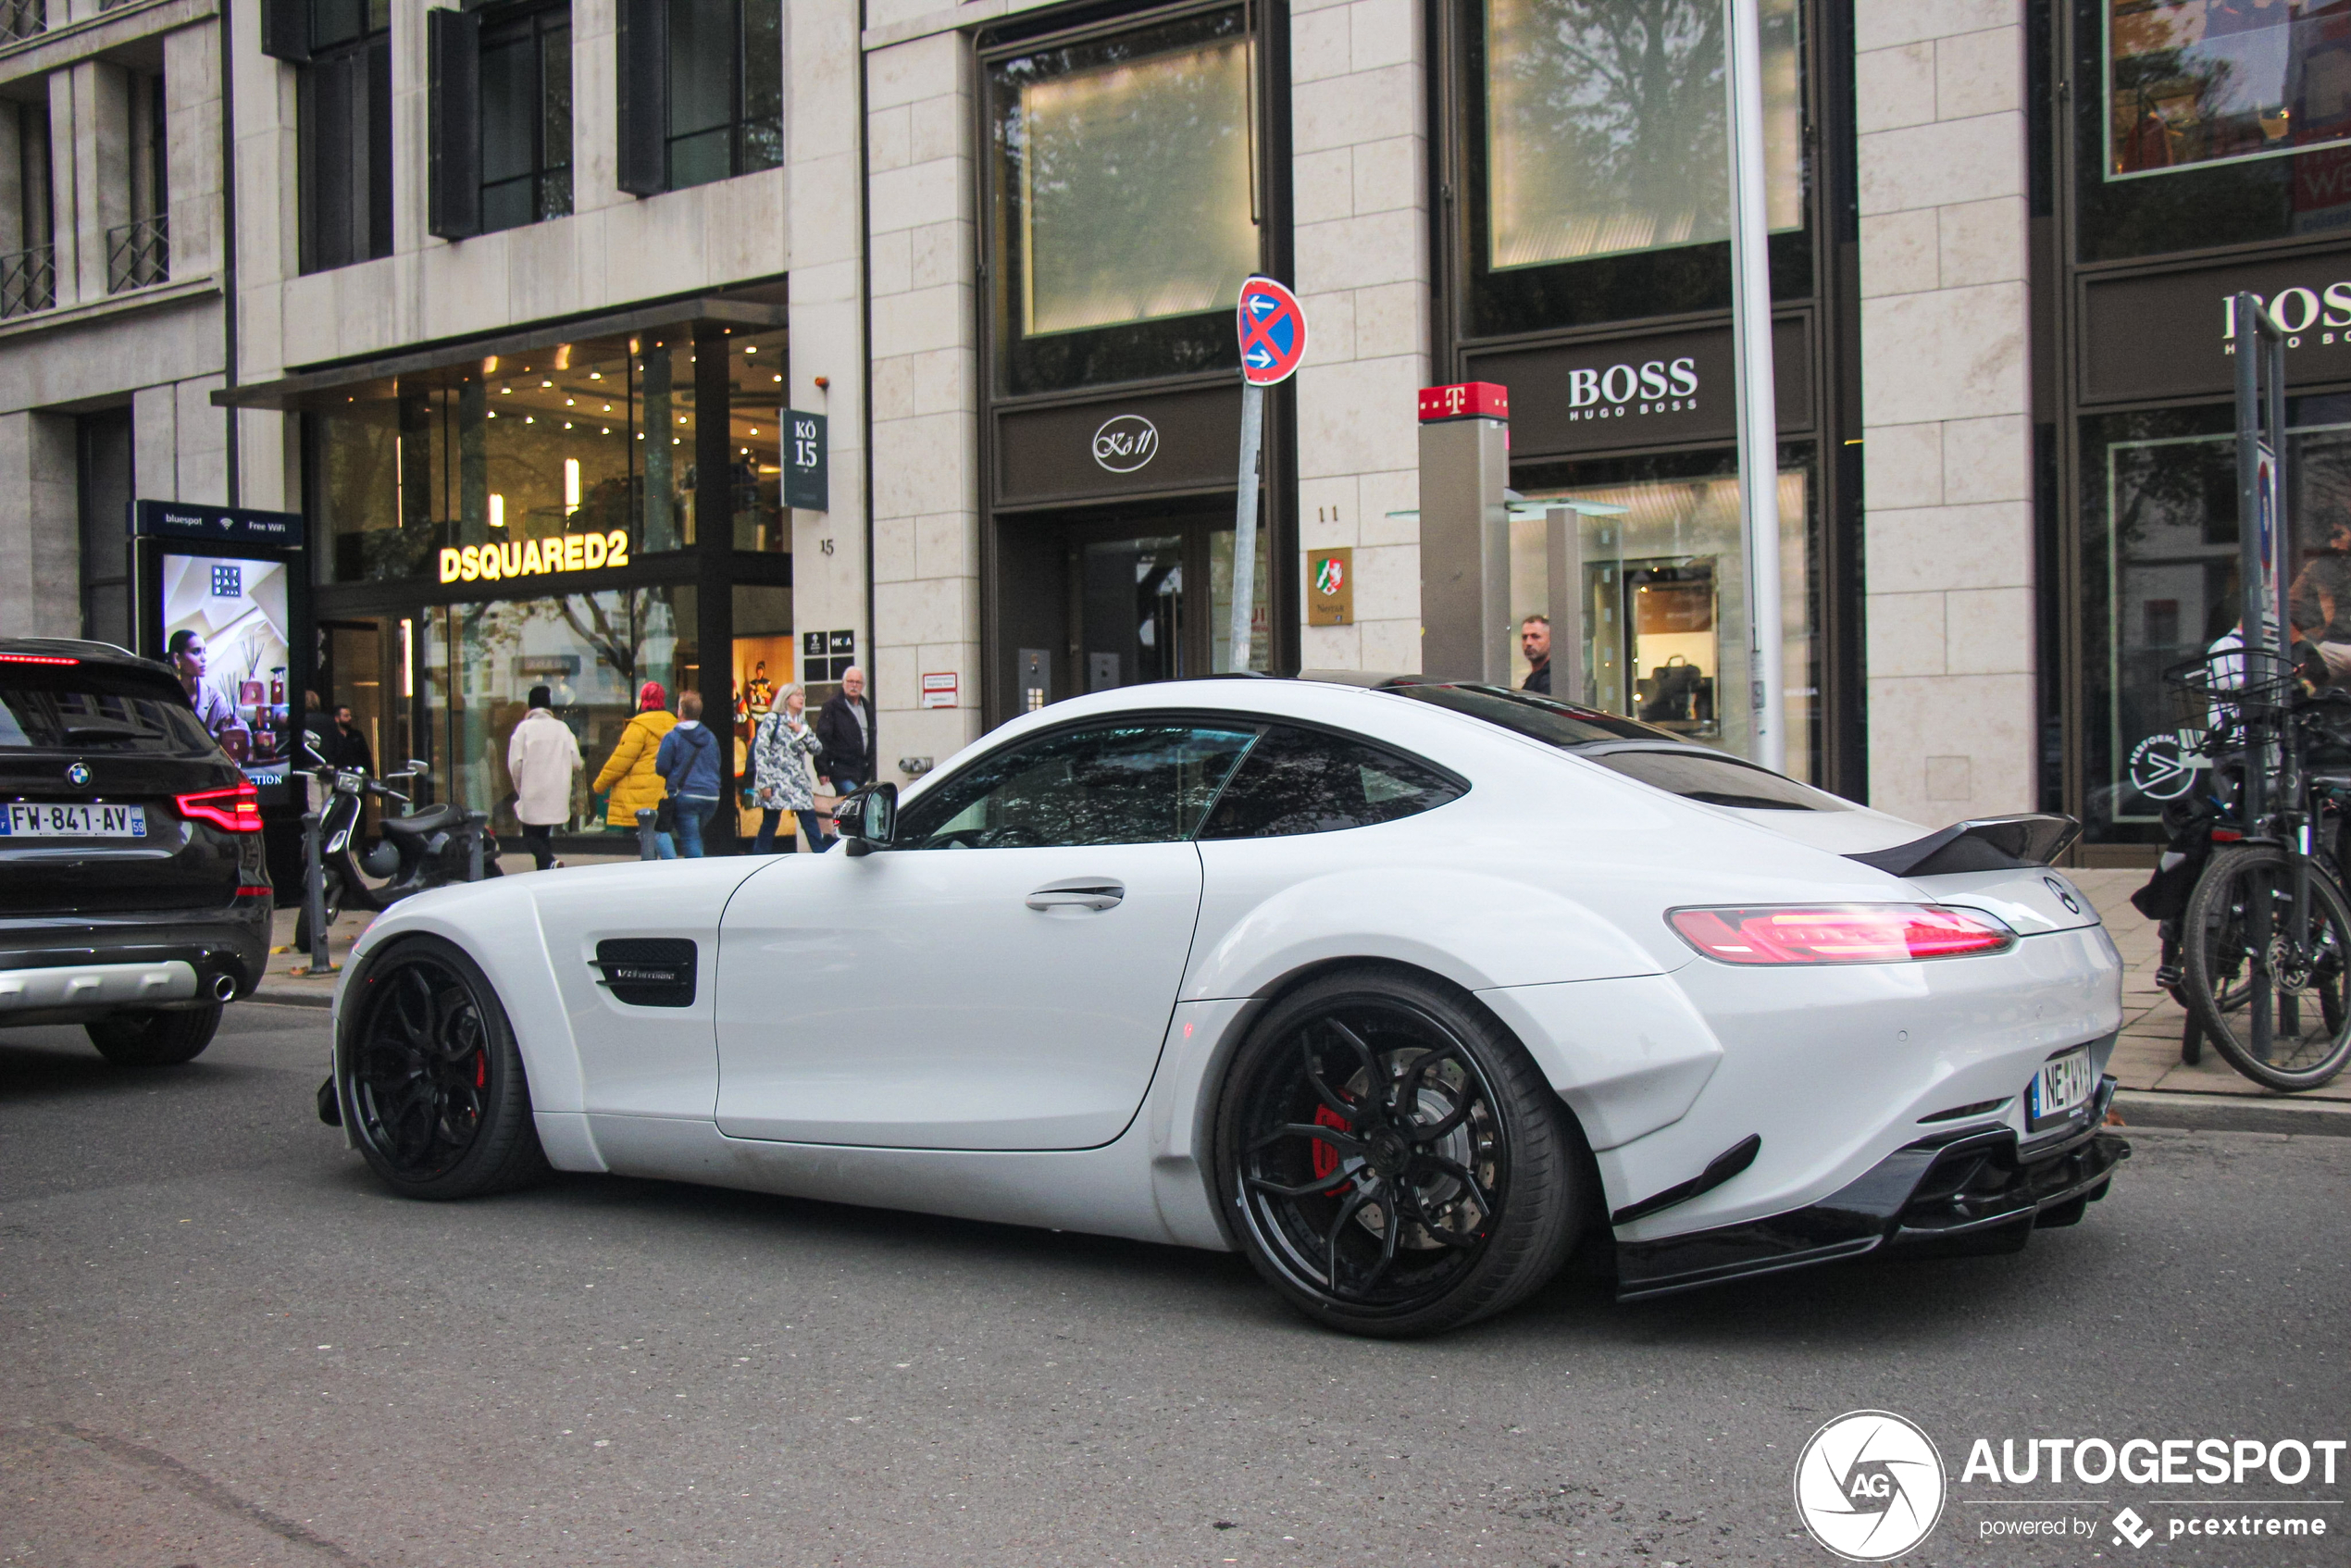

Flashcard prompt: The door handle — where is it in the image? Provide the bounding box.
[1026,880,1124,912]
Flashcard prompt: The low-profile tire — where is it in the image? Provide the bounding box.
[86,1003,222,1066]
[1212,967,1584,1338]
[340,935,547,1200]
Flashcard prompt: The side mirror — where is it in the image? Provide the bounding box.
[834,782,898,857]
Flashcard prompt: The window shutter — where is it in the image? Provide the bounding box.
[616,0,669,196]
[260,0,311,63]
[427,7,483,241]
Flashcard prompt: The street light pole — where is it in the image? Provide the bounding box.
[1724,0,1786,773]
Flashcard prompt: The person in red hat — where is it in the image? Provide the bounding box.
[592,679,679,847]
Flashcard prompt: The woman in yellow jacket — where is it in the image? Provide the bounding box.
[593,681,678,842]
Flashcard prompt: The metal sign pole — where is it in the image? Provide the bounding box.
[1545,506,1584,703]
[1724,0,1785,772]
[2233,290,2269,828]
[1230,380,1264,671]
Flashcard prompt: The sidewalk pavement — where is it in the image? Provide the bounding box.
[248,859,2350,1129]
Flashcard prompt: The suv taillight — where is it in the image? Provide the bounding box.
[178,782,262,832]
[1668,904,2015,964]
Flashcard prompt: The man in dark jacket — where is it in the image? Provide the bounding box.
[815,666,876,794]
[1520,616,1552,695]
[652,691,724,857]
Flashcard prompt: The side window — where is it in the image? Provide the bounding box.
[1200,725,1462,839]
[899,723,1259,849]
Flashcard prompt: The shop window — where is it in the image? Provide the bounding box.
[984,6,1257,395]
[420,586,695,833]
[728,330,787,551]
[1511,449,1819,783]
[2076,398,2351,843]
[615,0,782,196]
[315,328,792,582]
[2072,0,2351,261]
[730,583,793,835]
[1465,0,1807,337]
[280,0,392,275]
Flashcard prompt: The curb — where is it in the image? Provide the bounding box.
[249,988,333,1011]
[2113,1089,2351,1139]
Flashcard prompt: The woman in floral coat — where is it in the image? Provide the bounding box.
[750,683,829,852]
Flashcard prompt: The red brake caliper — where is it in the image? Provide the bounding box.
[1311,1102,1351,1188]
[473,1052,488,1089]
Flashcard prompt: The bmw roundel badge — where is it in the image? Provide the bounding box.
[65,763,90,787]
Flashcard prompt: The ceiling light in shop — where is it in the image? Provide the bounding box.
[565,458,580,515]
[489,494,505,529]
[744,345,756,354]
[590,372,602,380]
[565,398,574,406]
[541,380,552,388]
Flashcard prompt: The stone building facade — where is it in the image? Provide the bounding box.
[2,0,2333,858]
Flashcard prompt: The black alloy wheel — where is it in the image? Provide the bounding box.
[1214,969,1585,1337]
[342,936,547,1199]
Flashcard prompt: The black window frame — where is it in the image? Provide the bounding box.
[616,0,782,198]
[978,2,1261,398]
[1447,0,1816,342]
[293,0,392,275]
[476,1,574,235]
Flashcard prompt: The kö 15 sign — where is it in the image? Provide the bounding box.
[787,411,827,512]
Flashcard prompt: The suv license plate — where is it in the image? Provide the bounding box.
[2028,1046,2095,1131]
[0,803,148,839]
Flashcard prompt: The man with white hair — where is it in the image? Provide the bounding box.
[815,666,876,796]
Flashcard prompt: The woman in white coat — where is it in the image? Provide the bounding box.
[506,685,583,870]
[750,683,828,852]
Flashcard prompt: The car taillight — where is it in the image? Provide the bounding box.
[178,782,262,832]
[0,652,78,665]
[1668,904,2015,964]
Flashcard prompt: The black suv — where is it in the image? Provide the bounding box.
[0,638,270,1064]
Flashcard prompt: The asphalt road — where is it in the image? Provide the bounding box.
[2,1004,2345,1568]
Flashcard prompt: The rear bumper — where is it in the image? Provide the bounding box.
[0,904,268,1022]
[1614,1075,2128,1300]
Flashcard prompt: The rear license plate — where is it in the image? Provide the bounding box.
[0,803,148,839]
[2027,1046,2096,1131]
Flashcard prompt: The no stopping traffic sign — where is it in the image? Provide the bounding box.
[1238,277,1308,386]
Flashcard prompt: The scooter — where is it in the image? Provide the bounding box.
[294,735,502,950]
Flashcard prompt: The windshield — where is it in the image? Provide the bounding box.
[0,663,217,756]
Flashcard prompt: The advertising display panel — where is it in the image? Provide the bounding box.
[157,553,294,786]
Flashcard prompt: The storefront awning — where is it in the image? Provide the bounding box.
[213,295,787,412]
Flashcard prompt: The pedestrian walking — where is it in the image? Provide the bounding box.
[593,680,678,854]
[1520,615,1552,695]
[506,685,582,871]
[815,666,876,796]
[749,683,829,852]
[654,691,725,858]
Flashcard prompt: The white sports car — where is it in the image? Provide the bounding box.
[320,677,2128,1337]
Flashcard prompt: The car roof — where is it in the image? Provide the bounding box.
[0,637,160,673]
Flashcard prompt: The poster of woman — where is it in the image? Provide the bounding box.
[160,554,292,783]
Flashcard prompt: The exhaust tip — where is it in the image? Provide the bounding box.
[212,973,239,1002]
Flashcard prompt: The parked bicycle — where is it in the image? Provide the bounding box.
[2147,646,2351,1090]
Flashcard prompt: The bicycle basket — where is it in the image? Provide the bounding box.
[2164,647,2295,727]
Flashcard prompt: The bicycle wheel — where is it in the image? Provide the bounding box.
[2182,844,2351,1090]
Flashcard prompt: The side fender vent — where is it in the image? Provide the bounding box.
[591,939,697,1007]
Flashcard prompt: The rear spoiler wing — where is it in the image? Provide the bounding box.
[1846,814,2082,878]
